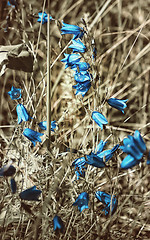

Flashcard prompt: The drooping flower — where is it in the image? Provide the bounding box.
[69,39,86,53]
[23,128,44,146]
[10,178,17,194]
[61,53,81,69]
[8,86,21,100]
[38,120,57,131]
[53,215,64,232]
[92,111,108,130]
[19,186,42,201]
[61,22,84,40]
[95,140,107,154]
[73,81,91,97]
[95,191,118,216]
[72,157,86,180]
[37,12,53,24]
[86,152,106,168]
[0,164,16,177]
[97,144,119,162]
[71,62,90,71]
[16,104,32,124]
[120,130,146,169]
[73,192,89,212]
[107,98,128,114]
[74,71,92,83]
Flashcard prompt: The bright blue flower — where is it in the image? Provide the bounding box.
[0,164,16,177]
[74,71,92,83]
[86,152,106,168]
[95,191,118,216]
[53,215,64,232]
[16,104,32,124]
[37,12,53,24]
[69,39,86,53]
[97,144,119,162]
[72,157,86,180]
[19,186,42,201]
[107,98,128,113]
[92,111,108,130]
[73,81,91,97]
[10,178,17,194]
[8,86,21,100]
[95,140,107,154]
[71,62,90,71]
[120,154,139,169]
[23,128,44,146]
[61,22,84,40]
[61,53,81,69]
[73,192,89,212]
[38,120,57,131]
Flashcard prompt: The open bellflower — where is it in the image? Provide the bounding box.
[23,128,44,146]
[69,39,86,53]
[72,157,86,180]
[92,111,108,130]
[10,178,17,194]
[107,98,128,113]
[73,192,89,212]
[73,81,91,97]
[61,53,81,69]
[71,62,90,71]
[19,186,42,201]
[53,215,64,232]
[0,164,16,177]
[120,130,146,169]
[38,120,56,131]
[61,22,84,40]
[74,71,92,83]
[37,12,53,24]
[16,104,32,124]
[8,86,21,100]
[95,191,118,216]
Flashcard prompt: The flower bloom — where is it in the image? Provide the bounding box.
[10,178,17,193]
[61,22,84,39]
[53,215,64,232]
[95,191,118,216]
[74,71,92,83]
[61,53,81,69]
[120,130,146,169]
[147,151,150,165]
[8,86,21,100]
[69,39,86,53]
[19,186,42,201]
[107,98,128,113]
[72,157,86,180]
[37,12,53,24]
[86,152,106,168]
[71,62,90,71]
[95,140,107,153]
[16,104,32,124]
[73,192,89,212]
[0,164,16,177]
[97,144,119,162]
[23,128,44,146]
[73,81,91,97]
[92,111,108,130]
[38,120,57,131]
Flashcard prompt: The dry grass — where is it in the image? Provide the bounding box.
[0,0,150,239]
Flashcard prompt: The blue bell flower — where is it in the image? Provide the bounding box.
[120,154,139,169]
[61,22,84,40]
[86,152,106,168]
[74,71,92,83]
[38,120,57,131]
[53,215,64,232]
[107,98,128,113]
[73,81,91,97]
[19,186,42,201]
[69,39,86,53]
[71,62,90,71]
[0,164,16,177]
[72,157,86,180]
[16,104,32,124]
[92,111,108,130]
[23,128,44,146]
[147,151,150,165]
[8,86,21,100]
[95,140,107,154]
[73,192,89,212]
[37,12,53,24]
[95,191,118,216]
[61,53,81,69]
[10,178,17,193]
[97,144,119,162]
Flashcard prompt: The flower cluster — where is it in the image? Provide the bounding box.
[61,22,92,97]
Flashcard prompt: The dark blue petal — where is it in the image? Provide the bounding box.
[95,191,117,215]
[73,192,89,212]
[10,178,17,193]
[0,165,16,177]
[53,215,64,232]
[107,98,128,113]
[19,186,42,201]
[38,120,57,131]
[133,130,146,153]
[86,153,105,168]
